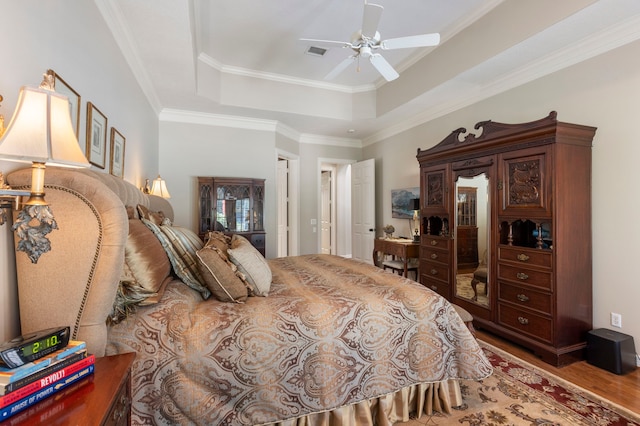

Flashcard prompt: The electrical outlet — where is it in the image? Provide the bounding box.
[610,312,622,328]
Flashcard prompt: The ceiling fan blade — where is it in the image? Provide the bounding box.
[369,53,399,81]
[380,33,441,50]
[361,3,384,38]
[325,56,358,80]
[300,38,353,48]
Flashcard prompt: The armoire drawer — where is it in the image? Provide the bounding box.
[422,277,450,298]
[422,237,450,251]
[498,281,552,315]
[497,263,552,290]
[421,246,449,265]
[420,261,450,284]
[499,246,552,269]
[498,303,552,344]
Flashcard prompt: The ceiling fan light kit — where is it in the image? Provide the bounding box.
[301,2,440,82]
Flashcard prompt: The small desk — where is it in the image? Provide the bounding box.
[373,238,420,278]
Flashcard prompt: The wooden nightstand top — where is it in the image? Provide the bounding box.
[6,352,135,426]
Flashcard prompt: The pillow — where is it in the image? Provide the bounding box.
[141,218,211,299]
[137,204,170,226]
[204,231,231,256]
[124,219,172,299]
[227,234,272,296]
[196,246,249,302]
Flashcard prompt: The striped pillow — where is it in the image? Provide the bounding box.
[141,218,211,299]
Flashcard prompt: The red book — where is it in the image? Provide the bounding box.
[0,355,95,409]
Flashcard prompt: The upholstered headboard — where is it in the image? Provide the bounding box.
[7,167,173,356]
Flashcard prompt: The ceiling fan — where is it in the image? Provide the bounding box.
[301,2,440,82]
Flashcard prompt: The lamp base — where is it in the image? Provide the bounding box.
[24,192,48,206]
[12,204,58,263]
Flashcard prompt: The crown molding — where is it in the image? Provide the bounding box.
[299,134,362,148]
[198,53,374,94]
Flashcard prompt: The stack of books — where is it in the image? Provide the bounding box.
[0,339,94,421]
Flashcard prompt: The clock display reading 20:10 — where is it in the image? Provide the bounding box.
[21,334,59,357]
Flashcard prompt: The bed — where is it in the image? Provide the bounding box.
[7,167,492,426]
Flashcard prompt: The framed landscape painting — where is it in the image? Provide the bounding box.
[86,102,107,168]
[391,187,420,219]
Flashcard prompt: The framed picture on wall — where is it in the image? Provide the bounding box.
[110,128,125,178]
[391,187,420,219]
[86,102,107,168]
[53,71,81,137]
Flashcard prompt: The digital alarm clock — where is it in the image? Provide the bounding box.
[0,326,70,369]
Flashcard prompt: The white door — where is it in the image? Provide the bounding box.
[351,159,375,263]
[277,159,288,257]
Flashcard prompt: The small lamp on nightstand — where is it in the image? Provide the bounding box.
[411,198,420,242]
[150,175,171,198]
[0,70,90,263]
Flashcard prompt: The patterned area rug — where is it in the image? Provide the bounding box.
[402,341,640,425]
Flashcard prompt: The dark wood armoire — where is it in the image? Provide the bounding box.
[416,111,596,366]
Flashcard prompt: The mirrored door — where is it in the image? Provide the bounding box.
[455,174,490,307]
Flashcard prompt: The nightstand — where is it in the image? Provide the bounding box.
[7,352,135,426]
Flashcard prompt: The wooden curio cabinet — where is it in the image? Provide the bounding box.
[416,112,596,366]
[198,177,266,256]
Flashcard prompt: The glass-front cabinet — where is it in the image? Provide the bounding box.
[198,177,266,255]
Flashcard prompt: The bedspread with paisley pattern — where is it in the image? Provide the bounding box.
[106,254,492,425]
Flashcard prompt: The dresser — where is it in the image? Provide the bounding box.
[10,352,135,425]
[416,111,596,366]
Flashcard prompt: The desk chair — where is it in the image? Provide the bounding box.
[382,258,419,280]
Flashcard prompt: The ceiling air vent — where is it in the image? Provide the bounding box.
[305,46,327,57]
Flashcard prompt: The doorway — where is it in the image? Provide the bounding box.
[276,153,299,257]
[319,160,353,257]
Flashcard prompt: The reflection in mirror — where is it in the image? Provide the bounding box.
[455,174,490,307]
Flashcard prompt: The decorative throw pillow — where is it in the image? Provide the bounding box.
[124,219,172,299]
[196,246,249,302]
[137,204,170,226]
[204,231,231,256]
[141,218,211,299]
[227,234,272,296]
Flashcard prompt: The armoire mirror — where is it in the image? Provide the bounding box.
[455,173,490,307]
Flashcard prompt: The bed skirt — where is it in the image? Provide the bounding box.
[261,379,462,426]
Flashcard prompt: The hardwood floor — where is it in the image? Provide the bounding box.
[476,329,640,415]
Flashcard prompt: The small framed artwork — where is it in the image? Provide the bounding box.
[391,187,420,218]
[53,71,80,138]
[53,72,81,137]
[110,128,126,178]
[86,102,107,168]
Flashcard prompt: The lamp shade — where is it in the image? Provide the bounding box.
[150,175,171,198]
[410,198,420,210]
[0,86,89,168]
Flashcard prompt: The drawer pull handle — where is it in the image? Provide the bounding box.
[516,272,529,280]
[517,254,530,262]
[430,253,438,260]
[430,240,438,246]
[516,294,530,302]
[430,268,438,276]
[517,316,529,325]
[430,285,438,291]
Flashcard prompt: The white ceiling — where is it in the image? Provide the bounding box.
[97,0,640,145]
